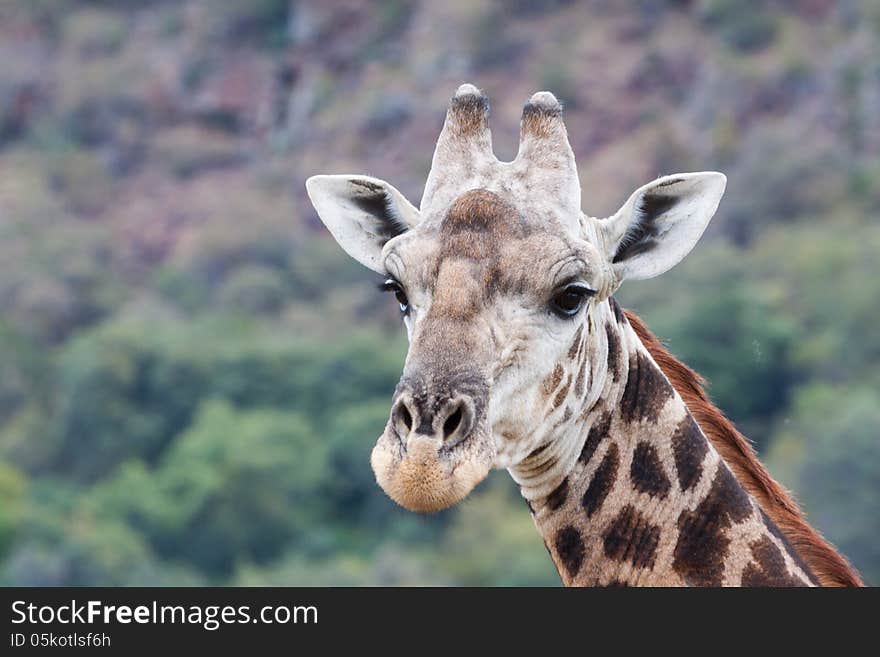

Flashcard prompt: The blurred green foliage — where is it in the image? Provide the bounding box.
[768,384,880,584]
[0,0,878,586]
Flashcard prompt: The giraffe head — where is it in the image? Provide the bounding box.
[306,84,726,512]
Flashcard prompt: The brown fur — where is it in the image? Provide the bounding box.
[624,309,864,587]
[449,93,488,137]
[521,102,563,139]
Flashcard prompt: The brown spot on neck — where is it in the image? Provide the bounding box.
[672,463,752,586]
[741,536,809,587]
[619,350,674,425]
[554,525,585,580]
[579,411,612,464]
[582,443,619,517]
[671,415,707,491]
[546,477,569,511]
[603,505,661,569]
[630,442,671,499]
[605,322,621,382]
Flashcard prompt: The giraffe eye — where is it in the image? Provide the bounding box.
[550,283,594,318]
[380,278,409,314]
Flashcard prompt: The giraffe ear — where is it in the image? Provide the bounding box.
[306,174,421,273]
[599,172,726,281]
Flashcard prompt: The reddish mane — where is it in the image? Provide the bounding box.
[625,309,863,587]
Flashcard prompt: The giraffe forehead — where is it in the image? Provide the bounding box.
[386,189,592,300]
[440,188,533,247]
[426,188,578,289]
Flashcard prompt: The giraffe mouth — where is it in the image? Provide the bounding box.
[370,423,494,513]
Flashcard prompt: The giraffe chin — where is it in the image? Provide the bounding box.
[370,432,493,513]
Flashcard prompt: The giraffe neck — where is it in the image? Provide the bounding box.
[509,299,818,586]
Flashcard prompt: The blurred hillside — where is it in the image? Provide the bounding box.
[0,0,878,585]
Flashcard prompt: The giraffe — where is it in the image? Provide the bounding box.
[305,84,862,586]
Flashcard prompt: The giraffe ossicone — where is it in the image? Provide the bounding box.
[306,84,857,586]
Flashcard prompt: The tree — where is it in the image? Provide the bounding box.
[88,400,329,577]
[766,384,880,585]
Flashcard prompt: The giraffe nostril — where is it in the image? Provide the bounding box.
[400,405,413,432]
[443,405,463,440]
[392,397,415,439]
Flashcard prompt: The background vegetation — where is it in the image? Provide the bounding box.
[0,0,877,585]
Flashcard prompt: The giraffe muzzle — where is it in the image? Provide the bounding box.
[370,381,494,513]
